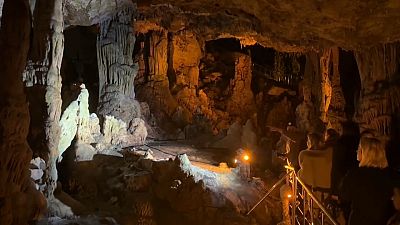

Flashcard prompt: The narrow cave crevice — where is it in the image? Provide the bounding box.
[339,49,361,120]
[62,25,99,113]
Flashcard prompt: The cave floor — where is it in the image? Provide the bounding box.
[133,140,235,166]
[39,141,281,225]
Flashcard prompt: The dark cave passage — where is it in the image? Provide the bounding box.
[62,25,99,112]
[339,49,361,119]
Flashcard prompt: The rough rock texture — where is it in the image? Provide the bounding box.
[0,0,44,224]
[136,1,400,52]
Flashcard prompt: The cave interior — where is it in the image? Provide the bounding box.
[0,0,400,225]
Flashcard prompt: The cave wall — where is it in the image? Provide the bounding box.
[135,30,311,146]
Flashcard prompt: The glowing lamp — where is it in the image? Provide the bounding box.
[287,194,292,198]
[243,154,250,161]
[234,159,238,164]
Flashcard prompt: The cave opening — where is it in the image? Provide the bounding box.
[62,25,99,112]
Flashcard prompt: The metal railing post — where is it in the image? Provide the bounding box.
[291,173,297,224]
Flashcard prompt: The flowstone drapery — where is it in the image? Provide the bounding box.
[355,44,400,139]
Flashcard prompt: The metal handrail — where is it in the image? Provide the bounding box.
[247,163,339,225]
[246,173,289,215]
[286,166,339,225]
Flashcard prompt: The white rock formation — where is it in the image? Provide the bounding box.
[76,84,94,143]
[58,83,147,161]
[30,157,46,191]
[58,101,79,162]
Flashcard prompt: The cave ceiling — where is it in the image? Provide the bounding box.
[63,0,400,52]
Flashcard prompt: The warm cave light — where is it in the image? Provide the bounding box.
[234,159,238,164]
[287,194,292,198]
[243,154,250,161]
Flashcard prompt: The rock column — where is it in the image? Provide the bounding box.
[22,0,65,215]
[97,6,141,125]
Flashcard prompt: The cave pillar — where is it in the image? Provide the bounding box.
[227,53,256,121]
[138,30,179,119]
[0,0,34,224]
[97,5,141,124]
[22,0,64,214]
[355,44,400,139]
[327,48,346,132]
